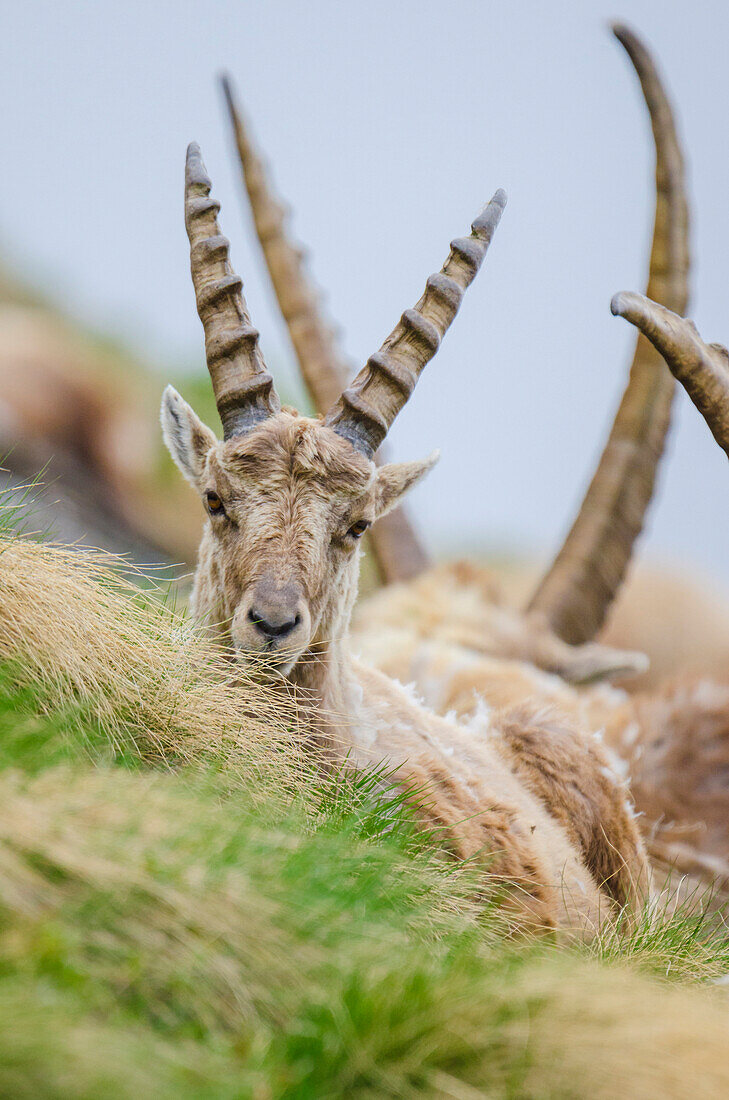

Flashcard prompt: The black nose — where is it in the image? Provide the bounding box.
[248,607,301,640]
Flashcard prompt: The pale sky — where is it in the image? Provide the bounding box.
[2,0,728,583]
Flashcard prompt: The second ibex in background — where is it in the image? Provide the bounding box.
[221,22,699,685]
[221,24,729,894]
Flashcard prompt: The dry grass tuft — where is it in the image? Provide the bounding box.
[0,533,306,802]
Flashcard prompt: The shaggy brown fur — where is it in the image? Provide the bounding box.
[622,677,729,884]
[492,705,644,909]
[163,399,651,935]
[360,624,729,893]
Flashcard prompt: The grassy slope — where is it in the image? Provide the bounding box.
[2,498,729,1096]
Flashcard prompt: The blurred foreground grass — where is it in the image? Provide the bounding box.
[2,487,729,1098]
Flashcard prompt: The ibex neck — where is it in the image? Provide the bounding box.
[287,632,364,745]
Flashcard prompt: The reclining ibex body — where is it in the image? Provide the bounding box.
[162,146,650,934]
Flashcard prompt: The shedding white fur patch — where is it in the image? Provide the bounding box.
[463,696,495,737]
[393,679,427,709]
[620,721,641,749]
[600,745,631,790]
[591,683,629,707]
[624,798,641,821]
[691,679,729,710]
[409,649,452,710]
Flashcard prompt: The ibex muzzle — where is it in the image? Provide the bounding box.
[239,575,308,650]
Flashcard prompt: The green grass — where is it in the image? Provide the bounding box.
[1,706,729,1099]
[2,509,729,1096]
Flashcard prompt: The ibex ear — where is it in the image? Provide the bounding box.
[374,451,440,519]
[160,385,217,487]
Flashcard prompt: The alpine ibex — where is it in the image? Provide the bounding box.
[162,145,650,934]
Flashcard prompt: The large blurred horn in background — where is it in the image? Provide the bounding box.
[222,78,437,583]
[224,23,689,614]
[222,77,428,581]
[527,23,690,643]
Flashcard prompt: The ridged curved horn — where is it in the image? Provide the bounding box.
[324,190,507,457]
[612,293,729,458]
[220,77,429,581]
[527,23,690,644]
[185,142,279,439]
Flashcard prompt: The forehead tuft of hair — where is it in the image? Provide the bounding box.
[220,411,376,492]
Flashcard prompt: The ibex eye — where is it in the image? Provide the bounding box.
[347,520,370,540]
[205,491,226,517]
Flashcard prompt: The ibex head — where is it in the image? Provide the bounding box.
[162,144,505,673]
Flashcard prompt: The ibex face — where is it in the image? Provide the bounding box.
[162,392,434,672]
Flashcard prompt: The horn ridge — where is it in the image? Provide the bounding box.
[185,141,279,439]
[325,188,507,457]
